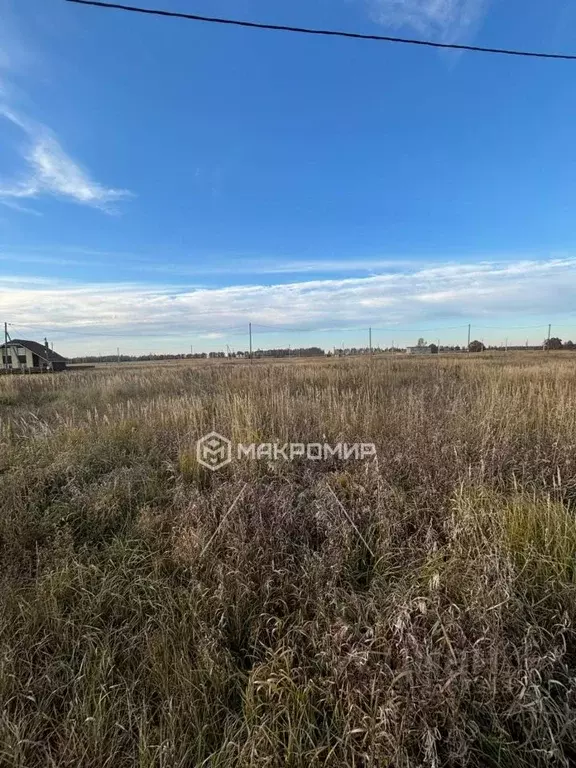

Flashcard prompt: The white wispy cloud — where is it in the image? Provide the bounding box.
[239,258,419,274]
[0,1,131,215]
[370,0,489,42]
[138,257,422,277]
[0,198,42,216]
[0,108,132,213]
[1,256,575,353]
[0,247,422,276]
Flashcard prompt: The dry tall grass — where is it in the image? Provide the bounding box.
[1,353,576,767]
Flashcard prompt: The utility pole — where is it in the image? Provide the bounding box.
[3,322,8,370]
[369,327,372,356]
[467,324,471,352]
[117,347,120,364]
[391,340,394,355]
[249,322,253,362]
[43,337,52,372]
[505,338,508,352]
[546,323,551,351]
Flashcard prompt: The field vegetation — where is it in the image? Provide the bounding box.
[1,353,576,767]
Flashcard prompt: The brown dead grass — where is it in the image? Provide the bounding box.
[0,352,576,766]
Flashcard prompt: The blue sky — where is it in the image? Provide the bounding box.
[1,0,576,354]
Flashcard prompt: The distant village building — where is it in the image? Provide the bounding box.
[406,345,433,355]
[0,339,68,372]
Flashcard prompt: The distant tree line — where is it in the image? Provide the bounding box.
[247,347,325,358]
[466,338,576,353]
[69,339,576,364]
[543,338,575,351]
[70,347,328,363]
[330,347,380,356]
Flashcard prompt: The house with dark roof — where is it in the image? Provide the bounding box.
[0,339,68,372]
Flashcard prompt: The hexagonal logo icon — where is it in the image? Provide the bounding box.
[196,431,232,471]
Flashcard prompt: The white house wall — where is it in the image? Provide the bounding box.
[2,346,42,369]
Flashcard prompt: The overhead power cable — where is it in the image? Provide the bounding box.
[65,0,576,61]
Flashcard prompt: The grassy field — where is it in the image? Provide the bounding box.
[1,353,576,767]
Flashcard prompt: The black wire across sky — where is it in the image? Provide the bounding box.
[65,0,576,62]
